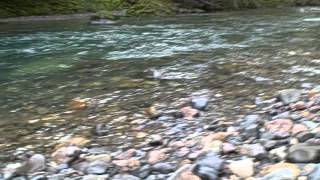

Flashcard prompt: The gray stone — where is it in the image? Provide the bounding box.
[82,174,110,180]
[192,152,223,180]
[85,161,108,175]
[278,89,301,105]
[242,143,267,160]
[191,97,209,111]
[27,154,46,173]
[111,174,140,180]
[287,143,320,163]
[152,163,175,174]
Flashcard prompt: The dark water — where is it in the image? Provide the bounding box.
[0,8,319,163]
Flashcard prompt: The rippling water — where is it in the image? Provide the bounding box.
[0,8,319,163]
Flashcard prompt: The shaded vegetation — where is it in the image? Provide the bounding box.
[0,0,319,18]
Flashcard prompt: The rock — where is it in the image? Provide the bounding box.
[55,137,90,149]
[148,135,163,146]
[261,163,300,180]
[152,163,175,174]
[179,171,201,180]
[265,119,293,139]
[85,160,109,175]
[202,140,222,153]
[26,154,46,173]
[270,146,287,160]
[112,159,140,171]
[114,149,136,160]
[180,107,199,120]
[147,149,168,164]
[278,89,301,104]
[240,115,261,139]
[201,132,233,149]
[302,121,318,129]
[111,174,140,180]
[82,174,110,180]
[228,159,254,178]
[296,132,314,142]
[145,106,161,119]
[51,146,81,164]
[192,152,224,180]
[85,154,111,163]
[240,143,267,160]
[191,97,209,111]
[222,143,237,154]
[309,164,320,180]
[291,124,308,135]
[91,19,115,25]
[291,101,306,110]
[2,163,23,179]
[68,98,88,110]
[287,143,320,163]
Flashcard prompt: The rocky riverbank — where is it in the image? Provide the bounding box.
[3,86,320,179]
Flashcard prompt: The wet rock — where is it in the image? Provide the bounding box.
[112,159,140,171]
[191,97,209,111]
[147,149,168,164]
[261,163,300,180]
[152,163,175,174]
[240,143,267,160]
[287,143,320,163]
[192,152,224,180]
[265,119,293,139]
[26,154,46,173]
[82,174,110,180]
[228,159,254,178]
[91,19,115,25]
[180,107,199,120]
[85,160,108,175]
[68,98,88,110]
[148,135,163,146]
[111,174,140,180]
[278,89,301,104]
[55,137,90,149]
[145,106,161,119]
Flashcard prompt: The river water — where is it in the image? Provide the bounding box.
[0,8,319,163]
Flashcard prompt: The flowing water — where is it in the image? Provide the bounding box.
[0,8,319,163]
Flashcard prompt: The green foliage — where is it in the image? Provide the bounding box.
[128,0,175,16]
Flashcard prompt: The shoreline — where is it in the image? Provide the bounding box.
[0,13,96,23]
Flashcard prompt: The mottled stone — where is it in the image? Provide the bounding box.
[228,159,254,178]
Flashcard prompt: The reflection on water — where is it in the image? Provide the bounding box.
[0,8,320,163]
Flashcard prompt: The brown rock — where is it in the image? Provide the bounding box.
[261,163,300,177]
[112,159,140,171]
[115,149,136,160]
[68,98,88,110]
[179,171,201,180]
[265,119,293,137]
[145,106,161,118]
[55,137,90,149]
[52,146,81,164]
[291,101,306,110]
[180,107,199,120]
[148,149,168,164]
[291,124,308,135]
